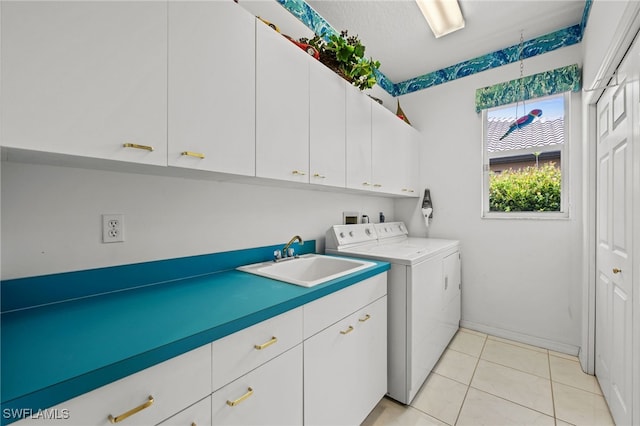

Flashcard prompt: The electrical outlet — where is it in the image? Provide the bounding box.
[102,214,125,243]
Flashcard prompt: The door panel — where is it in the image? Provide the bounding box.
[596,51,634,425]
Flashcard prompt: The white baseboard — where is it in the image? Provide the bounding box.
[460,320,580,356]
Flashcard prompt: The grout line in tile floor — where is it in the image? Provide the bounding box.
[362,328,615,426]
[451,334,486,426]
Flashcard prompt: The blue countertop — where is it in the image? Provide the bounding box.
[0,243,389,424]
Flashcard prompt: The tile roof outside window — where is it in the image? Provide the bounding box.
[486,117,564,153]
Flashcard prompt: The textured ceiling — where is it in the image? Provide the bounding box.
[306,0,586,83]
[239,0,587,94]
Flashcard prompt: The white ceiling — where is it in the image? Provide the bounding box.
[241,0,586,84]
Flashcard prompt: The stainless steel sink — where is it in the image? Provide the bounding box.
[236,254,375,287]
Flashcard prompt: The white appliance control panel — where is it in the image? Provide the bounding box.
[326,223,378,250]
[373,222,408,240]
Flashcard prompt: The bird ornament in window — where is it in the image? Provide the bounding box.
[499,109,542,140]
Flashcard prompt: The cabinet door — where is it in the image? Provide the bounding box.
[371,103,403,195]
[345,85,373,190]
[354,297,387,423]
[309,63,346,188]
[211,345,303,426]
[304,312,359,426]
[255,22,310,183]
[304,296,387,426]
[0,1,167,165]
[168,1,255,176]
[399,124,420,196]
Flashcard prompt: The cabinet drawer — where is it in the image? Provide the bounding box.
[13,345,211,426]
[211,345,303,426]
[303,273,386,338]
[212,307,303,391]
[156,396,211,426]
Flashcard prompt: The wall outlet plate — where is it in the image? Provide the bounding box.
[102,214,124,243]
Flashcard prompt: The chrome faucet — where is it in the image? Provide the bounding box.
[276,235,303,261]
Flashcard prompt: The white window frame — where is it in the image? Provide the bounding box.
[481,92,570,219]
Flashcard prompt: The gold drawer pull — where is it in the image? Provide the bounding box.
[340,325,354,335]
[359,314,371,323]
[313,173,326,178]
[362,182,372,186]
[613,268,622,274]
[373,184,382,188]
[181,151,205,159]
[108,395,154,423]
[254,336,277,350]
[123,143,154,152]
[227,387,254,407]
[292,170,306,176]
[402,188,415,193]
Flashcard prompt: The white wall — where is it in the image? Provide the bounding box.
[1,161,394,279]
[395,44,584,352]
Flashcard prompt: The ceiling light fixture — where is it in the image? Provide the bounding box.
[416,0,465,38]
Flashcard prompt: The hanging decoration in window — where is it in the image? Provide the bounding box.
[475,63,581,113]
[498,32,543,140]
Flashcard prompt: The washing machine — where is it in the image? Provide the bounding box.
[326,221,461,404]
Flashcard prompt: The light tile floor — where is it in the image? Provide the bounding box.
[362,328,615,426]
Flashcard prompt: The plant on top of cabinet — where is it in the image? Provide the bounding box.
[301,31,380,90]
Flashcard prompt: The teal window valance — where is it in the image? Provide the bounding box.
[475,64,581,112]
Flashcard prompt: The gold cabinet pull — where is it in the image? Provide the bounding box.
[373,184,382,188]
[402,188,415,193]
[359,314,371,323]
[226,387,253,407]
[123,143,154,152]
[108,395,154,423]
[613,268,622,274]
[181,151,205,159]
[362,182,372,186]
[313,173,326,178]
[254,336,277,350]
[340,325,354,335]
[292,170,306,176]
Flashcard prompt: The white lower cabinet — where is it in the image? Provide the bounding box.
[12,276,387,426]
[304,296,387,426]
[211,345,303,426]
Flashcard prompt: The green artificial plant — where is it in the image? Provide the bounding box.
[301,30,380,90]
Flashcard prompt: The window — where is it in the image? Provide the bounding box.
[482,93,569,218]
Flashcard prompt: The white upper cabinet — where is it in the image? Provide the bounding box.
[0,1,167,165]
[255,21,310,183]
[372,101,403,194]
[309,62,346,188]
[372,102,419,196]
[345,85,373,191]
[168,1,255,176]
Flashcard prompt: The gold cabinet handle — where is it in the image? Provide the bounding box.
[359,314,371,323]
[340,325,354,335]
[373,184,382,188]
[108,395,154,423]
[292,170,306,176]
[362,182,372,186]
[254,336,277,350]
[613,268,622,274]
[226,387,253,407]
[402,188,415,193]
[313,173,326,178]
[181,151,205,159]
[123,143,154,152]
